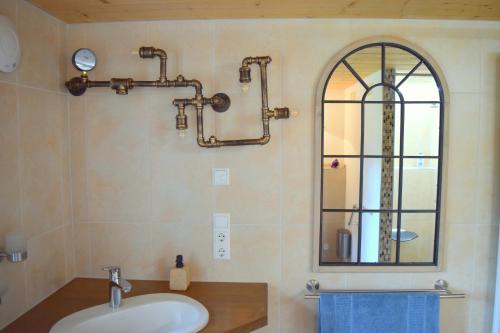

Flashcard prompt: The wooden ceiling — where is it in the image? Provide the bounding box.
[29,0,500,23]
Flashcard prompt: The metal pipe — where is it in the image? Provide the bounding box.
[303,279,466,300]
[139,47,167,82]
[194,56,286,148]
[304,292,466,299]
[65,47,290,147]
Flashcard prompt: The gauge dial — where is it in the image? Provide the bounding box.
[72,48,97,72]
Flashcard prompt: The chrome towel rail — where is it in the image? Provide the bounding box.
[304,279,466,300]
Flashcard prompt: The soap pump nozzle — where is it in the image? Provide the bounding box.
[175,255,184,268]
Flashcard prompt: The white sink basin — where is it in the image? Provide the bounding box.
[50,293,209,333]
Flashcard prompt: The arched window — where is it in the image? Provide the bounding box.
[315,40,445,268]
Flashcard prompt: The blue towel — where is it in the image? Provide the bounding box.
[319,292,439,333]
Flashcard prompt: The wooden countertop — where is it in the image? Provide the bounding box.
[1,278,268,333]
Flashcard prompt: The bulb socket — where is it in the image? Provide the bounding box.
[176,114,187,130]
[138,46,156,59]
[239,66,251,83]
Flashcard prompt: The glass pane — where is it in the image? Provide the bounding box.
[404,104,440,156]
[322,158,360,210]
[345,46,382,88]
[364,102,401,156]
[323,103,361,155]
[401,159,438,210]
[399,213,436,263]
[359,212,397,263]
[390,213,400,262]
[364,85,401,102]
[384,46,420,84]
[321,212,358,263]
[362,158,399,210]
[398,63,440,102]
[324,63,366,100]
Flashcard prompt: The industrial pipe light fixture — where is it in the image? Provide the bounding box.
[65,46,290,148]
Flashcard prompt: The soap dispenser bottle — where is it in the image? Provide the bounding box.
[169,255,191,291]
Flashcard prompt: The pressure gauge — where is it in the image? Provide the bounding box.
[0,15,21,73]
[72,48,97,72]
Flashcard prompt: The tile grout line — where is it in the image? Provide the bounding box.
[468,225,479,333]
[146,21,154,277]
[277,51,285,333]
[13,0,29,309]
[56,19,70,283]
[0,78,68,96]
[64,20,78,279]
[468,84,482,333]
[25,224,67,243]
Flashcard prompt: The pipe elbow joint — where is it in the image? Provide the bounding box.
[154,48,167,59]
[65,77,88,96]
[197,136,212,148]
[241,57,254,67]
[190,79,202,90]
[139,46,167,59]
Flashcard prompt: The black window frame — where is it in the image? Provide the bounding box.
[319,42,445,266]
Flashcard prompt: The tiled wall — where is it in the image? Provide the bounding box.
[0,0,72,329]
[65,19,500,333]
[0,1,499,331]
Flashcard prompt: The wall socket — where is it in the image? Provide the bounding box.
[213,213,230,260]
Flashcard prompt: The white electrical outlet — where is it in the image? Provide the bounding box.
[213,213,230,260]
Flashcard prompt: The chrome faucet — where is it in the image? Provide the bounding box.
[102,266,132,308]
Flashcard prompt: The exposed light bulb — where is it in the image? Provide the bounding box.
[178,129,186,138]
[240,82,250,93]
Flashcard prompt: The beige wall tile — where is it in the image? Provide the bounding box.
[88,223,153,279]
[85,22,151,83]
[207,225,281,282]
[480,38,500,95]
[441,298,468,333]
[469,224,499,333]
[61,96,71,226]
[26,227,67,307]
[0,2,70,329]
[214,144,282,225]
[149,93,215,224]
[150,223,213,280]
[63,224,75,282]
[0,263,27,330]
[69,96,88,222]
[477,93,500,225]
[18,87,66,237]
[73,223,92,277]
[17,0,64,91]
[281,105,314,225]
[445,93,480,224]
[0,83,21,242]
[85,94,151,222]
